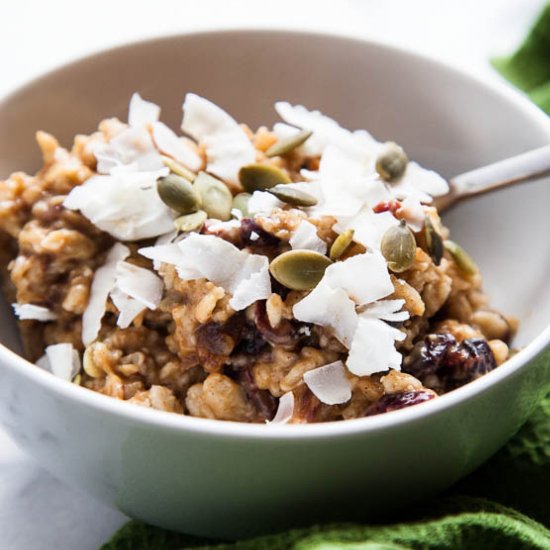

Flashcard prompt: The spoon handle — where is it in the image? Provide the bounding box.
[437,145,550,212]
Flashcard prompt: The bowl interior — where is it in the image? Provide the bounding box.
[0,30,549,356]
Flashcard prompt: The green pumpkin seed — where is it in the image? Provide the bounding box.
[161,155,197,182]
[269,250,332,291]
[174,210,207,232]
[329,229,355,260]
[265,129,313,158]
[157,174,200,214]
[375,142,408,183]
[239,163,292,193]
[267,185,318,207]
[444,240,478,276]
[193,171,232,221]
[232,193,252,218]
[381,220,416,273]
[423,216,444,266]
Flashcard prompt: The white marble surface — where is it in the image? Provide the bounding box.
[0,1,545,548]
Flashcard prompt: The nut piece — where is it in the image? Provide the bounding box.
[375,141,408,182]
[174,210,207,232]
[265,129,313,158]
[269,250,332,291]
[444,240,478,277]
[157,174,200,214]
[193,171,232,221]
[381,220,416,273]
[423,216,444,266]
[267,185,318,207]
[329,229,355,260]
[238,163,292,192]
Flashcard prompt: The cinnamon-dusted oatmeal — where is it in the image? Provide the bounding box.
[0,92,515,423]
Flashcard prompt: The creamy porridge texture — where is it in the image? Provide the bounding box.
[0,93,515,423]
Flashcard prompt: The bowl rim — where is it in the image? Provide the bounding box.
[1,27,550,441]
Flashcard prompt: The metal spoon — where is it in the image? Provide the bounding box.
[434,145,550,212]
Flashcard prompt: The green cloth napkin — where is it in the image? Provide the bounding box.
[102,7,550,549]
[492,3,550,115]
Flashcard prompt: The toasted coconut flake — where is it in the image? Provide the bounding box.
[35,354,50,371]
[181,93,255,185]
[248,191,283,215]
[38,343,81,381]
[334,207,398,251]
[303,361,352,405]
[290,220,327,254]
[152,121,202,171]
[82,243,130,345]
[293,281,357,347]
[324,251,394,306]
[110,287,146,329]
[154,229,179,246]
[293,250,394,349]
[145,233,270,311]
[276,103,447,204]
[12,303,57,321]
[64,168,174,240]
[305,146,390,218]
[205,218,242,232]
[269,391,295,424]
[138,242,185,271]
[94,126,165,174]
[392,162,449,203]
[272,122,307,145]
[359,299,409,322]
[128,92,161,128]
[228,254,271,311]
[399,196,425,232]
[275,102,377,158]
[346,317,405,376]
[115,261,163,310]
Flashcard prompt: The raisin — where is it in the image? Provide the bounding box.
[230,367,277,421]
[441,338,496,389]
[196,313,268,359]
[403,333,456,379]
[195,322,237,356]
[239,219,281,256]
[364,390,436,416]
[254,300,310,348]
[403,334,497,392]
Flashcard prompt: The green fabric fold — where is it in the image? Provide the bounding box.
[103,6,550,549]
[492,3,550,114]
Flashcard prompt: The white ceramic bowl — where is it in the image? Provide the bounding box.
[0,30,549,539]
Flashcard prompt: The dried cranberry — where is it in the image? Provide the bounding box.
[440,338,496,389]
[364,390,436,416]
[239,219,281,256]
[403,333,456,379]
[403,334,497,392]
[373,200,401,214]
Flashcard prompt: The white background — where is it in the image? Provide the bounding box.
[0,1,545,548]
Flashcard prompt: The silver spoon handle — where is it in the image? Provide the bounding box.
[450,144,550,198]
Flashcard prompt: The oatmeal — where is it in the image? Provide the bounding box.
[0,93,514,423]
